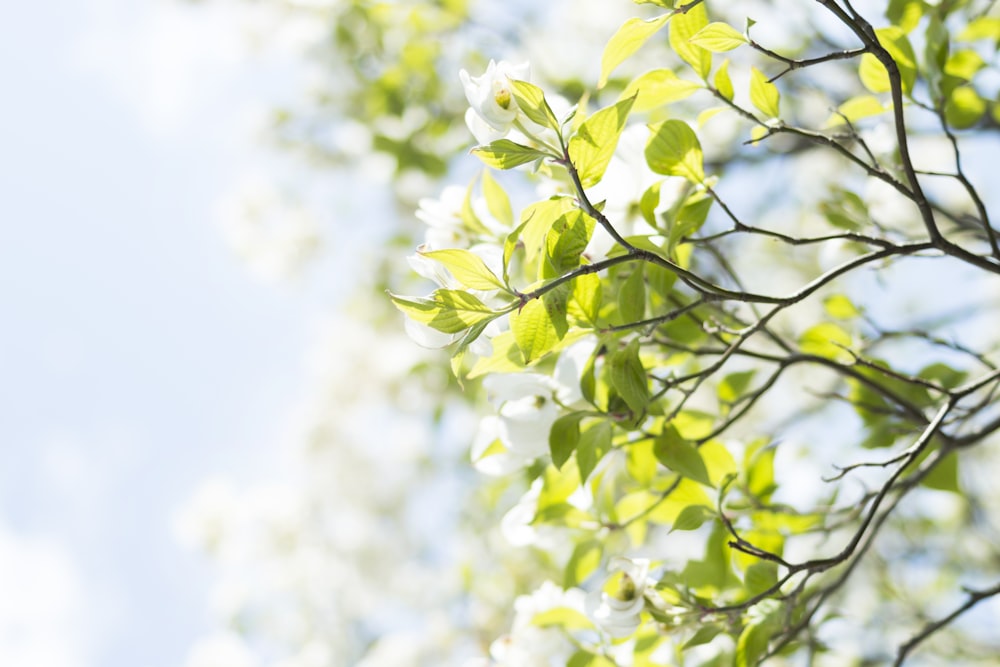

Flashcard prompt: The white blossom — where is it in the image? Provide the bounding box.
[460,60,531,144]
[585,557,652,638]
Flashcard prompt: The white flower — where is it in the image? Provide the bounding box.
[490,582,586,667]
[460,60,531,143]
[485,373,560,459]
[585,557,652,638]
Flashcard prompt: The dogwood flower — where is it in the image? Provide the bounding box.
[489,582,586,667]
[460,60,530,144]
[585,557,652,638]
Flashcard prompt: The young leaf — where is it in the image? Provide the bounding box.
[645,120,705,183]
[481,169,513,226]
[654,426,712,487]
[749,66,780,118]
[568,97,635,188]
[858,27,917,95]
[577,420,612,483]
[568,271,602,326]
[473,140,550,169]
[510,79,560,131]
[671,504,714,532]
[420,248,506,291]
[689,22,747,52]
[564,540,603,588]
[390,290,497,333]
[945,85,986,129]
[511,298,560,363]
[714,58,734,101]
[620,69,701,112]
[799,322,853,363]
[669,2,711,79]
[610,339,650,415]
[617,265,646,324]
[550,412,585,469]
[824,95,889,127]
[599,14,671,88]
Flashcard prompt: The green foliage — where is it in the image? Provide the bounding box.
[219,0,1000,664]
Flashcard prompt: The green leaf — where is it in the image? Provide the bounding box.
[671,504,714,532]
[744,562,778,596]
[945,49,986,82]
[481,170,513,226]
[565,539,603,588]
[745,441,777,501]
[749,66,780,118]
[654,425,712,487]
[620,69,701,112]
[467,331,525,378]
[683,624,725,649]
[577,420,612,483]
[626,439,658,485]
[419,248,506,291]
[825,95,889,127]
[568,271,602,326]
[714,58,734,101]
[532,606,594,630]
[610,339,650,415]
[824,294,860,320]
[569,97,635,189]
[736,620,771,667]
[544,210,594,278]
[700,440,737,487]
[799,322,853,363]
[645,120,705,183]
[511,298,560,363]
[669,2,711,79]
[689,22,747,52]
[390,290,497,333]
[510,79,560,131]
[568,651,617,667]
[599,14,670,88]
[718,370,755,404]
[859,27,917,95]
[957,16,1000,45]
[550,412,585,469]
[473,139,550,169]
[945,86,986,129]
[618,265,646,324]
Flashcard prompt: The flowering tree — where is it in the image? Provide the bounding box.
[184,0,1000,665]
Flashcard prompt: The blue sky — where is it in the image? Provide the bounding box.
[0,2,332,665]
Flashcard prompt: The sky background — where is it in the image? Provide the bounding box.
[0,1,337,665]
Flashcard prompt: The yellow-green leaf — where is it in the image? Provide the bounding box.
[481,170,513,227]
[610,339,650,414]
[749,66,780,118]
[689,22,747,52]
[714,58,734,101]
[619,69,701,112]
[569,96,635,188]
[511,298,560,363]
[799,322,853,363]
[511,79,559,131]
[473,139,550,169]
[669,2,711,79]
[645,120,705,183]
[945,85,987,129]
[858,27,917,95]
[599,14,670,88]
[420,248,506,291]
[390,289,497,334]
[824,94,889,127]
